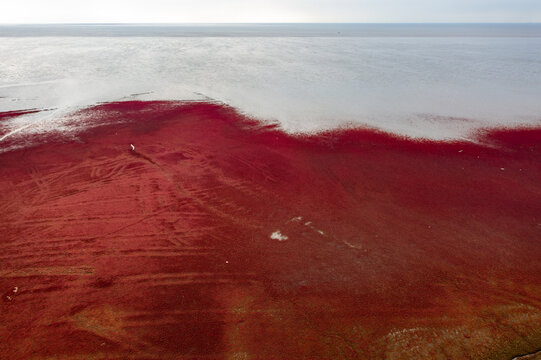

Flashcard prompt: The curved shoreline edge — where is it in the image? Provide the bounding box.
[1,100,540,359]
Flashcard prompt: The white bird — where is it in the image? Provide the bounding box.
[130,144,135,151]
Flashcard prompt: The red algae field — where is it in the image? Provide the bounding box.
[1,101,541,359]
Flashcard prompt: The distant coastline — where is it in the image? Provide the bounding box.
[1,23,541,37]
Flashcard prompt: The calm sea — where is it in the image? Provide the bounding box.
[1,24,540,139]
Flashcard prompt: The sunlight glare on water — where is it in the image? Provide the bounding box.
[0,24,540,140]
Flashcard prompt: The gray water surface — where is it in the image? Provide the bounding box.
[0,24,540,140]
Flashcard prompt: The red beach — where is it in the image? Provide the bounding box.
[1,101,541,359]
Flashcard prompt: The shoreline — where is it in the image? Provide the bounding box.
[1,101,540,152]
[1,101,541,359]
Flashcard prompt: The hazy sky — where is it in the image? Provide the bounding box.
[1,0,540,23]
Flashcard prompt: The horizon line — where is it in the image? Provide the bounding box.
[2,22,541,26]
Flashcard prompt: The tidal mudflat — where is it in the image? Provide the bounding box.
[1,101,540,359]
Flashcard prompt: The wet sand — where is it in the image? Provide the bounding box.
[1,101,541,359]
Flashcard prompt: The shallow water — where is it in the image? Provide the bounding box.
[0,24,540,140]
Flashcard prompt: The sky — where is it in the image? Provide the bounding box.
[1,0,540,24]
